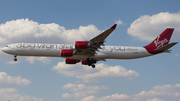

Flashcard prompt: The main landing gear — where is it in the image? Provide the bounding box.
[14,55,17,61]
[86,58,96,68]
[92,64,95,68]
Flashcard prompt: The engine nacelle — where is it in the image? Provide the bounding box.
[82,59,88,65]
[75,41,90,49]
[82,59,97,65]
[66,58,79,64]
[60,49,76,57]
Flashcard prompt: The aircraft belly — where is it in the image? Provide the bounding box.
[107,48,152,59]
[107,51,133,59]
[68,52,108,60]
[16,49,59,57]
[93,52,108,59]
[67,55,88,60]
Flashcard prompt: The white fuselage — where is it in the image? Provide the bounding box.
[2,43,152,60]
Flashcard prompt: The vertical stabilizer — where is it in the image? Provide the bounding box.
[144,28,174,54]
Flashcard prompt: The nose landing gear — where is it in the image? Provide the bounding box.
[14,55,17,61]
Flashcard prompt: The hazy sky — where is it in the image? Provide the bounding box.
[0,0,180,101]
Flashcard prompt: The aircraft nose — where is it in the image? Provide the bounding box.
[1,47,9,53]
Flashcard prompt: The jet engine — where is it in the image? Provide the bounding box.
[65,58,80,64]
[82,59,89,65]
[82,59,96,68]
[75,41,90,49]
[60,49,76,57]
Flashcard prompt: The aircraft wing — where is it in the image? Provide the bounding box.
[76,24,117,56]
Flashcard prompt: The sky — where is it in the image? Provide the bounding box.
[0,0,180,101]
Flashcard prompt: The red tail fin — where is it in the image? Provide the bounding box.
[144,28,174,54]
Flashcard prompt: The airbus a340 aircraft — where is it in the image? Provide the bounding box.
[1,24,178,68]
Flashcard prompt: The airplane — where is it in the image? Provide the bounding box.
[1,24,178,68]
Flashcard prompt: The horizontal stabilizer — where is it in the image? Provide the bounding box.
[155,42,178,51]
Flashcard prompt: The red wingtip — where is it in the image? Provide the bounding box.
[110,24,117,29]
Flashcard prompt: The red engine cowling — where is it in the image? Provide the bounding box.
[66,58,79,64]
[82,59,88,65]
[75,41,90,49]
[61,49,75,57]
